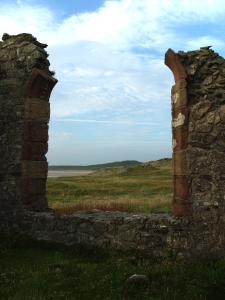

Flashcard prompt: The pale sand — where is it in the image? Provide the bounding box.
[48,170,93,178]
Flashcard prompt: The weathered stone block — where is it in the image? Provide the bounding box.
[191,192,212,206]
[22,195,48,211]
[0,79,23,96]
[171,79,187,93]
[218,105,225,123]
[174,175,189,200]
[172,106,188,128]
[190,101,212,121]
[188,131,216,148]
[25,99,50,122]
[22,141,48,160]
[191,175,212,194]
[211,179,225,204]
[7,162,22,176]
[186,148,212,175]
[173,126,188,150]
[211,151,225,174]
[193,111,215,133]
[173,150,187,175]
[171,88,187,110]
[21,160,48,178]
[165,49,187,81]
[21,178,46,195]
[172,199,192,216]
[216,129,225,150]
[24,121,48,142]
[26,68,57,101]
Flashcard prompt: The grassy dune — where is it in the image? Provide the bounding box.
[47,158,172,214]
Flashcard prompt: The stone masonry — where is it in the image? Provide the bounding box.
[0,33,57,211]
[165,47,225,218]
[1,33,225,259]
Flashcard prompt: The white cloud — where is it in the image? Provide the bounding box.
[53,118,158,126]
[45,0,225,50]
[0,2,55,36]
[2,0,224,162]
[1,0,225,131]
[185,36,225,51]
[45,0,225,121]
[2,0,225,50]
[50,46,172,119]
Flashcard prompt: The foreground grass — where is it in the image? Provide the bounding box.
[1,238,225,300]
[47,159,172,214]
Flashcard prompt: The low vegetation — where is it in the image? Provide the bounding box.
[1,238,225,300]
[47,158,172,214]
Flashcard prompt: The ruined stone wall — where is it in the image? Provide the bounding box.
[0,211,174,257]
[166,47,225,218]
[0,33,57,211]
[1,34,225,259]
[180,48,225,215]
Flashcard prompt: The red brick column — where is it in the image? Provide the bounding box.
[21,68,57,210]
[165,49,192,216]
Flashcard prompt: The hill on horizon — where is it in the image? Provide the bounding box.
[48,158,172,171]
[91,157,172,176]
[48,160,142,171]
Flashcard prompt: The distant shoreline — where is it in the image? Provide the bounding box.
[48,170,93,178]
[48,160,142,171]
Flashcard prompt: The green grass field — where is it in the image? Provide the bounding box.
[47,158,173,214]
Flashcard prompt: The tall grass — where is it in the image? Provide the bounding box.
[47,160,172,214]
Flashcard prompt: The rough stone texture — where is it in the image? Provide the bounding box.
[0,210,192,258]
[0,207,223,259]
[1,34,225,259]
[0,33,57,211]
[177,47,225,217]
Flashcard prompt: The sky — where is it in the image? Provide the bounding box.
[1,0,225,165]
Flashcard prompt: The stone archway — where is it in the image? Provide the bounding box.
[1,33,225,218]
[165,46,225,217]
[165,49,191,216]
[1,33,225,258]
[0,33,57,211]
